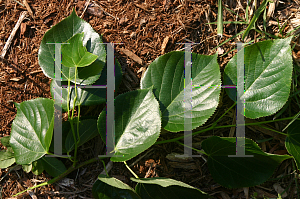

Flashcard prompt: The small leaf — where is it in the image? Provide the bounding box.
[97,87,161,162]
[141,51,221,132]
[92,174,141,199]
[41,157,67,177]
[285,120,300,170]
[10,98,54,165]
[202,136,291,188]
[0,136,10,147]
[0,150,15,169]
[38,9,106,85]
[224,37,293,118]
[61,32,98,68]
[50,59,123,112]
[65,119,98,152]
[131,177,211,199]
[22,163,32,173]
[32,159,44,175]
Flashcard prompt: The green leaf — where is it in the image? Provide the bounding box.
[131,177,211,199]
[0,150,15,169]
[41,157,67,177]
[65,119,98,152]
[92,174,141,199]
[0,136,10,147]
[141,51,221,132]
[242,0,270,40]
[32,159,44,175]
[285,120,300,170]
[10,98,54,165]
[224,37,293,119]
[61,32,98,68]
[202,136,291,188]
[22,163,32,173]
[50,58,123,112]
[97,87,161,162]
[38,9,106,85]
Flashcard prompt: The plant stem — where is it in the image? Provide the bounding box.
[46,152,71,159]
[155,117,297,145]
[212,102,236,128]
[13,157,104,197]
[175,141,208,156]
[71,67,79,167]
[124,161,139,178]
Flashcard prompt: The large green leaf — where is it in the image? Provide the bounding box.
[131,177,211,199]
[0,150,15,169]
[10,98,54,165]
[41,157,67,177]
[50,58,122,112]
[97,87,161,162]
[224,37,293,119]
[61,32,98,68]
[202,136,291,188]
[285,120,300,170]
[92,174,141,199]
[141,51,221,132]
[38,9,106,85]
[65,119,98,152]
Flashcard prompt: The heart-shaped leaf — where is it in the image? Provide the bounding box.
[141,51,221,132]
[224,37,293,118]
[38,9,106,85]
[41,157,67,177]
[10,98,54,165]
[285,120,300,170]
[97,87,161,162]
[0,150,15,169]
[50,58,122,112]
[92,174,141,199]
[61,32,98,68]
[65,119,98,152]
[131,177,211,199]
[202,136,291,188]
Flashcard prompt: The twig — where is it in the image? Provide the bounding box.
[0,11,27,59]
[23,0,34,18]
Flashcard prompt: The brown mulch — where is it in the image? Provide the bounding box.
[1,0,300,198]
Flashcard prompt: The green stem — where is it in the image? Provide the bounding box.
[124,161,139,178]
[13,157,104,197]
[212,102,236,128]
[70,67,79,167]
[175,141,208,156]
[155,117,297,145]
[46,152,72,159]
[101,160,109,177]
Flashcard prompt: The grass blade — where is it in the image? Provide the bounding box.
[242,0,270,40]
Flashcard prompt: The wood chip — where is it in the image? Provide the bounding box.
[119,48,143,65]
[161,36,170,54]
[20,23,26,35]
[29,69,42,74]
[10,77,22,81]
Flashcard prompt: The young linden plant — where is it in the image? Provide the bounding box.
[2,8,300,199]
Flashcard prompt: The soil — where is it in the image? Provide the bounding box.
[0,0,300,198]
